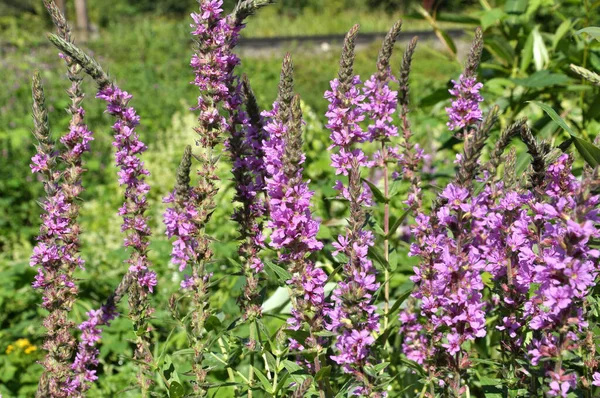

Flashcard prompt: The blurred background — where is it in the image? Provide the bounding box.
[1,0,598,396]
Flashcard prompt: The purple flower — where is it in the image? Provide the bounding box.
[361,71,398,141]
[97,85,156,295]
[325,69,381,385]
[445,74,483,131]
[64,305,118,396]
[263,99,326,337]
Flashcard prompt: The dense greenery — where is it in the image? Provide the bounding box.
[2,0,600,396]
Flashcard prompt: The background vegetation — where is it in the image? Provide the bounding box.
[1,0,600,396]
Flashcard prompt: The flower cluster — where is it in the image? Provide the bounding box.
[29,70,88,396]
[401,153,600,395]
[64,304,118,396]
[97,84,155,392]
[263,99,326,343]
[524,155,599,396]
[401,184,488,369]
[97,85,156,293]
[190,0,242,147]
[446,74,484,131]
[362,70,398,142]
[325,59,381,393]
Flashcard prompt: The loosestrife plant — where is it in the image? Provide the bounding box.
[26,1,600,397]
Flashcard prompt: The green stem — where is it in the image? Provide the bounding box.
[248,321,256,398]
[382,142,390,331]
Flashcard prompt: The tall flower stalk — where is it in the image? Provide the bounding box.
[30,71,79,398]
[361,20,402,328]
[325,25,383,396]
[232,75,268,321]
[30,3,95,396]
[397,36,422,210]
[263,55,328,396]
[446,28,484,135]
[163,1,269,395]
[47,33,156,396]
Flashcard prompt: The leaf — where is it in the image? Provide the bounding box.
[265,260,292,284]
[438,29,457,56]
[552,19,572,50]
[283,359,303,374]
[481,271,494,289]
[168,381,185,398]
[284,329,310,344]
[520,29,534,71]
[368,246,390,271]
[315,365,331,381]
[261,286,290,313]
[362,178,387,204]
[418,88,450,107]
[485,37,515,67]
[314,330,338,337]
[532,26,549,71]
[204,315,222,332]
[387,207,413,238]
[387,285,414,319]
[172,348,195,356]
[505,0,528,14]
[572,136,600,168]
[481,8,506,30]
[528,101,574,134]
[576,27,600,41]
[253,367,273,394]
[512,70,571,88]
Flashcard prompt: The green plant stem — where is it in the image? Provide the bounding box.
[248,321,256,398]
[382,142,390,331]
[218,337,239,396]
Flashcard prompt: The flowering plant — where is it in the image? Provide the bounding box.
[21,1,600,397]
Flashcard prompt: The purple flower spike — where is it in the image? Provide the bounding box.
[97,85,156,295]
[446,74,483,131]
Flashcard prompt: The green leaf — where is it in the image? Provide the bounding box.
[552,20,572,50]
[572,136,600,168]
[532,26,548,71]
[520,29,534,71]
[576,27,600,41]
[387,207,413,238]
[485,37,515,67]
[314,330,338,337]
[481,271,494,289]
[530,103,600,167]
[387,285,414,319]
[368,246,390,271]
[315,365,331,381]
[513,70,571,88]
[418,88,449,107]
[168,381,185,398]
[505,0,528,14]
[205,315,222,332]
[284,329,310,344]
[364,361,390,377]
[362,178,387,204]
[528,101,574,134]
[253,367,273,394]
[438,29,457,56]
[283,359,303,374]
[265,260,292,284]
[481,8,506,30]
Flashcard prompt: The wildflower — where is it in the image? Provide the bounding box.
[325,25,382,396]
[446,75,484,131]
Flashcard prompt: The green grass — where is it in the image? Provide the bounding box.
[242,6,463,37]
